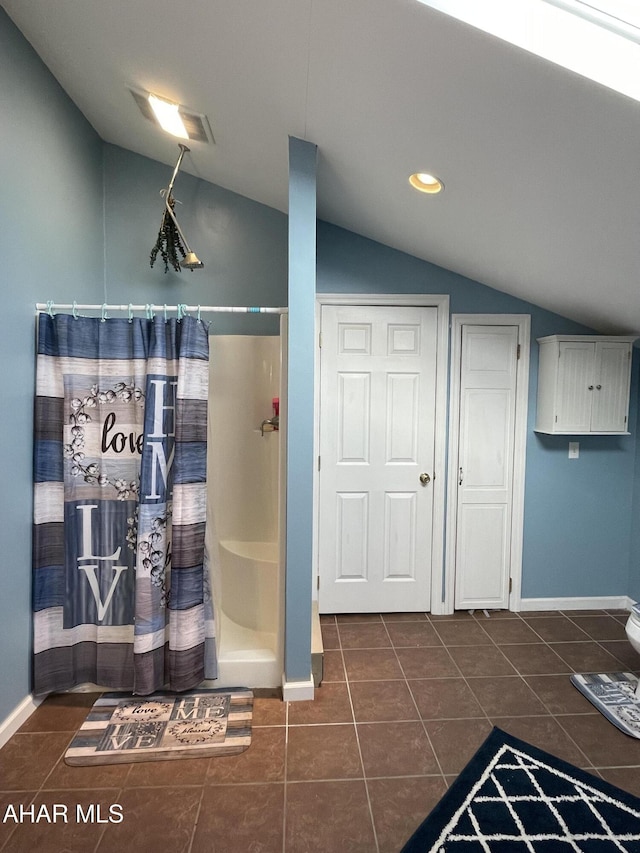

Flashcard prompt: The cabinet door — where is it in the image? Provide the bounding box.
[556,341,594,432]
[591,342,632,432]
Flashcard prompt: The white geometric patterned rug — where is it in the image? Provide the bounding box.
[571,672,640,740]
[400,727,640,852]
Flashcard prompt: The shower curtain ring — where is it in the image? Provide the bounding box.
[101,304,108,323]
[197,305,202,323]
[46,301,55,317]
[164,304,168,322]
[72,301,78,320]
[128,304,134,323]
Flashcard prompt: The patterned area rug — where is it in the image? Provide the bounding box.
[64,688,252,765]
[400,727,640,852]
[571,672,640,739]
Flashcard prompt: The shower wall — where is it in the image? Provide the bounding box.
[206,334,283,689]
[209,335,280,544]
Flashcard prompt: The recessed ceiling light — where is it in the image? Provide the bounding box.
[147,94,189,140]
[409,173,444,194]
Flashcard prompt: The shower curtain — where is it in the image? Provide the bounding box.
[32,312,217,695]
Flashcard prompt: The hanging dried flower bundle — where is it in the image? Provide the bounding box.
[150,194,186,274]
[149,144,203,273]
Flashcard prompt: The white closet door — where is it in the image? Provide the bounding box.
[318,304,438,613]
[454,325,518,610]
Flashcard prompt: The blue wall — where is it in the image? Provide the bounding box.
[0,9,105,721]
[284,138,317,685]
[317,222,639,601]
[103,144,288,334]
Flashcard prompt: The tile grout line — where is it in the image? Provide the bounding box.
[526,611,633,669]
[336,619,381,853]
[185,784,206,853]
[469,613,597,770]
[282,697,289,853]
[15,726,117,853]
[562,613,636,669]
[0,790,39,853]
[93,785,124,853]
[285,710,598,723]
[427,617,497,771]
[465,614,566,728]
[428,612,620,774]
[382,615,449,787]
[524,617,618,770]
[35,730,76,792]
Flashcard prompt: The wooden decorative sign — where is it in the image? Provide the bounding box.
[64,688,253,765]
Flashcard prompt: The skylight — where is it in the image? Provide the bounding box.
[549,1,640,37]
[416,0,640,102]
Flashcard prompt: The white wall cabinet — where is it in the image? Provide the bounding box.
[535,335,636,435]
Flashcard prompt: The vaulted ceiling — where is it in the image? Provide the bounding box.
[5,0,640,331]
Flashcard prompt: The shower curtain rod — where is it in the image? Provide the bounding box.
[36,303,287,315]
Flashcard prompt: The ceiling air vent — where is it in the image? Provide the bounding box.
[130,88,214,144]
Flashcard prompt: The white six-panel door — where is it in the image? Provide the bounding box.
[318,304,438,612]
[454,325,519,610]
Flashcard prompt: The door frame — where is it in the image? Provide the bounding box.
[314,294,450,614]
[445,314,530,614]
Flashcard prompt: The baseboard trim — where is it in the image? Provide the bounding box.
[0,694,42,749]
[519,595,633,612]
[282,676,315,702]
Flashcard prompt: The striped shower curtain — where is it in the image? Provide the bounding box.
[32,312,216,695]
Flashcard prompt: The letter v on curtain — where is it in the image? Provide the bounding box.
[32,312,217,695]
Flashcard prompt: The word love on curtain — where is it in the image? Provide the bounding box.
[32,312,217,695]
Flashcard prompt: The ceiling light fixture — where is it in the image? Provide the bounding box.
[409,173,444,194]
[147,94,189,140]
[130,88,214,144]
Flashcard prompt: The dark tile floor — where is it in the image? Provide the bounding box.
[1,609,640,852]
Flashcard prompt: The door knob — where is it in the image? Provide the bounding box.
[419,472,431,485]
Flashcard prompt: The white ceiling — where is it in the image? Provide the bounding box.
[5,0,640,332]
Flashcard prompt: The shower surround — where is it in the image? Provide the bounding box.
[205,333,285,689]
